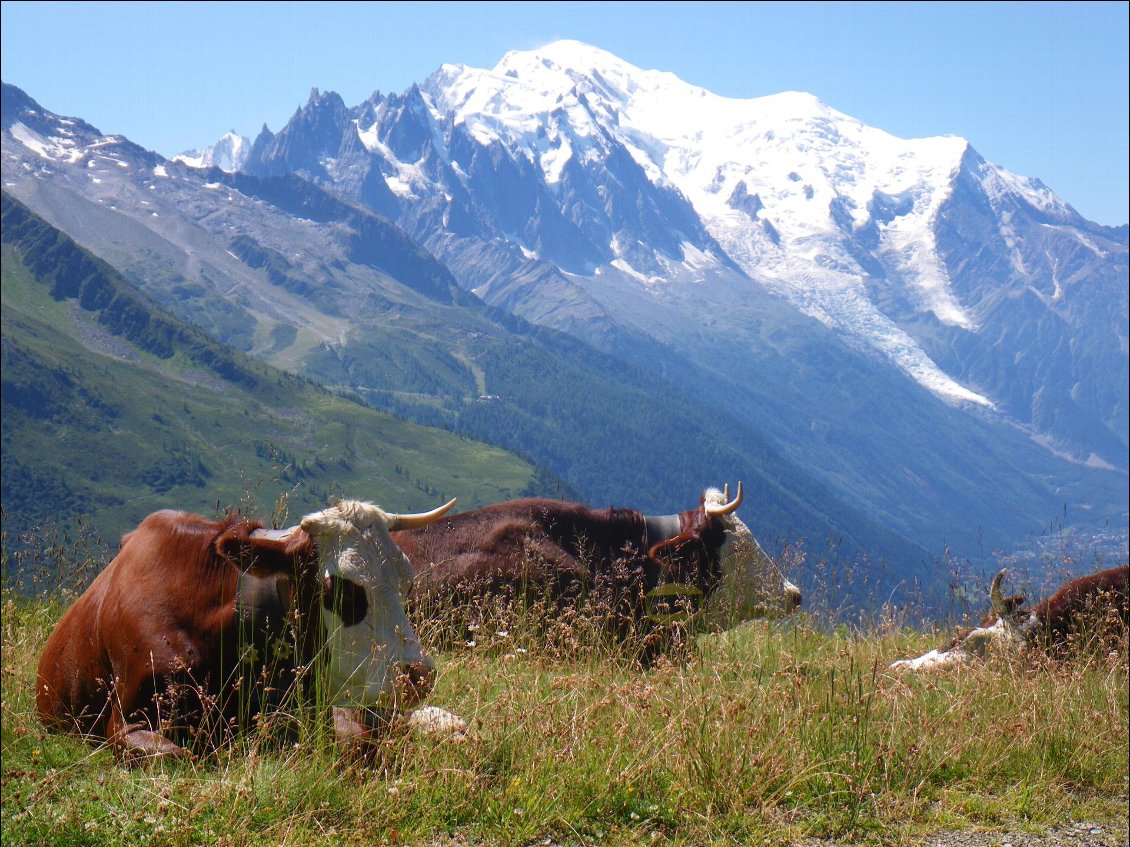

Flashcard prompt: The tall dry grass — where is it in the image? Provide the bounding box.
[2,521,1127,846]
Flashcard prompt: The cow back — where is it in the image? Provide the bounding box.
[1029,565,1129,647]
[396,499,650,591]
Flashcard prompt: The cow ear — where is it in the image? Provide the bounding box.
[1001,594,1027,616]
[214,519,257,566]
[225,522,312,573]
[284,529,315,558]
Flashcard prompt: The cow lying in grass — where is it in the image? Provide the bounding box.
[394,484,802,660]
[890,565,1129,671]
[36,498,466,761]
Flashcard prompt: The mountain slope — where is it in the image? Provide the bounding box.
[1,190,540,543]
[0,85,939,607]
[231,47,1127,561]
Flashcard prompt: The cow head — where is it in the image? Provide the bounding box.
[890,570,1029,671]
[649,483,802,627]
[297,498,456,711]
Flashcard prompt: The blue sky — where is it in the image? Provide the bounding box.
[2,1,1127,225]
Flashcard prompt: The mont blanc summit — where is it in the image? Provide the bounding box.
[421,42,1117,412]
[420,42,1006,405]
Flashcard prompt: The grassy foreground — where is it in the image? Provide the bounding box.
[2,548,1127,847]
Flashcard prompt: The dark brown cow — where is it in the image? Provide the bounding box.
[36,498,456,760]
[393,484,801,649]
[890,565,1129,670]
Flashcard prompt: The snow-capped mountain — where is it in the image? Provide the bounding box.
[4,32,1127,577]
[425,42,1000,405]
[174,130,250,172]
[241,40,1128,483]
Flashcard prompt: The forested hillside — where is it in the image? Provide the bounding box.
[1,192,543,548]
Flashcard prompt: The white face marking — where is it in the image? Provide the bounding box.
[890,648,969,671]
[700,489,800,626]
[890,617,1027,671]
[300,501,431,708]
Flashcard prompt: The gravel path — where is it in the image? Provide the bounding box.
[509,814,1130,846]
[914,821,1128,847]
[445,816,1130,847]
[798,818,1129,847]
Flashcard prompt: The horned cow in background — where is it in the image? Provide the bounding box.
[393,483,801,657]
[890,565,1129,671]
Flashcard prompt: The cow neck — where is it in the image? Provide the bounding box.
[643,514,683,550]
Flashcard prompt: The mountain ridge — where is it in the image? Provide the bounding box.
[1,83,945,612]
[3,47,1126,600]
[228,45,1126,554]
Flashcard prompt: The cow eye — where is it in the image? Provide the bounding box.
[323,574,369,626]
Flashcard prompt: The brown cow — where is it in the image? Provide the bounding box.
[36,497,457,760]
[890,565,1129,670]
[393,484,801,653]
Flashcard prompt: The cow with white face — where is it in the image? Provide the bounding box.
[890,565,1129,672]
[684,486,802,628]
[297,499,467,742]
[36,496,464,761]
[393,482,802,662]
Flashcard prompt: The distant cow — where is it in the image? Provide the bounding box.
[890,565,1129,671]
[36,497,458,760]
[393,484,801,652]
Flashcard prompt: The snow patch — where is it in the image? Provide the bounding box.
[173,131,250,173]
[9,122,85,164]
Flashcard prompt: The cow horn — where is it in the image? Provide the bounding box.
[386,497,457,531]
[249,527,297,542]
[704,481,743,516]
[989,569,1009,618]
